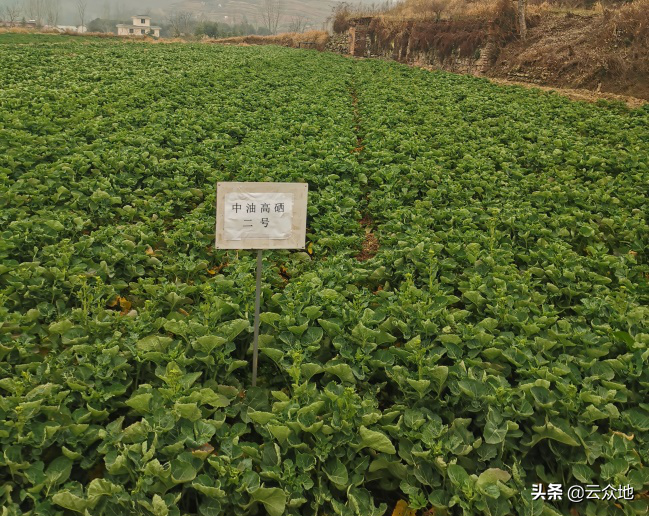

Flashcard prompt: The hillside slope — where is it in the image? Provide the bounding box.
[57,0,375,30]
[327,0,648,101]
[488,11,649,100]
[169,0,334,29]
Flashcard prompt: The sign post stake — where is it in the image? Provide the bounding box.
[252,249,263,387]
[215,182,308,388]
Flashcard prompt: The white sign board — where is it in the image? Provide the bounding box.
[215,182,308,249]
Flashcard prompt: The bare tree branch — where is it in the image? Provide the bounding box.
[44,0,60,26]
[167,10,195,37]
[75,0,87,30]
[3,1,22,26]
[27,0,46,26]
[259,0,283,35]
[411,0,451,21]
[287,15,308,33]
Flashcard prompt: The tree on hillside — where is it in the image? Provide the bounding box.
[259,0,283,34]
[287,15,308,33]
[195,18,262,39]
[76,0,87,30]
[423,0,451,21]
[88,12,134,33]
[44,0,60,26]
[26,0,45,25]
[167,10,195,37]
[3,1,22,26]
[330,2,352,33]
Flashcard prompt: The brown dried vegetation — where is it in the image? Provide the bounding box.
[408,20,490,57]
[489,0,649,100]
[600,0,649,47]
[210,30,330,51]
[332,2,354,34]
[344,0,519,63]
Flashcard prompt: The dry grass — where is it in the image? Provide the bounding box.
[383,0,505,21]
[371,0,607,21]
[332,2,353,33]
[526,0,608,15]
[489,0,649,100]
[0,27,192,44]
[602,0,649,45]
[0,27,34,33]
[210,30,330,51]
[0,27,66,35]
[370,17,491,58]
[0,26,328,49]
[592,0,649,81]
[0,27,123,39]
[344,0,518,62]
[143,37,188,44]
[63,30,122,39]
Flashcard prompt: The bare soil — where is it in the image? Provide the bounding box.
[488,12,649,102]
[356,216,379,262]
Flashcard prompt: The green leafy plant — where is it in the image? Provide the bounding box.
[0,32,648,516]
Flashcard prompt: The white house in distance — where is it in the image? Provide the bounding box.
[116,16,161,38]
[53,25,87,33]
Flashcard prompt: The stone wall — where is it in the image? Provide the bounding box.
[329,17,498,76]
[325,33,350,54]
[408,41,497,75]
[349,17,373,57]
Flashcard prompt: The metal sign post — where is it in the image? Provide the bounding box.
[252,249,263,386]
[215,182,308,387]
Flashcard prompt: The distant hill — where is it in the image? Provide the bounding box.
[173,0,343,30]
[60,0,386,31]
